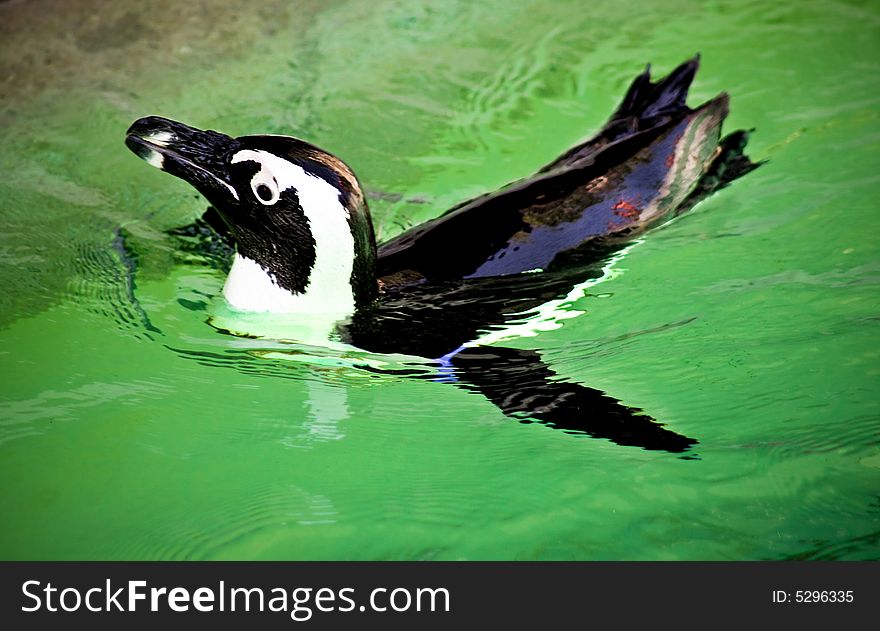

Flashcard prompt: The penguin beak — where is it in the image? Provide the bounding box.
[125,116,241,204]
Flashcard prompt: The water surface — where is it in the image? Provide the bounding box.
[0,0,878,559]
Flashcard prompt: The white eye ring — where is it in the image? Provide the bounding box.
[250,172,280,205]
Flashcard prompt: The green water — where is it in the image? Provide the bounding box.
[1,0,878,560]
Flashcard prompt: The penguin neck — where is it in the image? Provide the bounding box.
[221,183,378,317]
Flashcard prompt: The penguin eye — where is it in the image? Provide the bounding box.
[250,173,280,205]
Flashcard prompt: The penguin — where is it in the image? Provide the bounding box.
[124,57,759,455]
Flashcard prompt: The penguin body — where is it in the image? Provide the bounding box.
[124,57,759,454]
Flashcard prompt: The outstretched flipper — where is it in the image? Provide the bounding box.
[449,345,698,454]
[537,55,761,210]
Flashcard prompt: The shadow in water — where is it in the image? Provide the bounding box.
[449,346,698,455]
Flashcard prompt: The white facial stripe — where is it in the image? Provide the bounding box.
[245,161,281,205]
[143,130,175,147]
[230,150,349,213]
[224,149,355,317]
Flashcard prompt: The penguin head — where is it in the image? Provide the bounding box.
[125,116,377,315]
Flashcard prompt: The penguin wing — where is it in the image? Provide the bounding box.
[376,94,732,283]
[408,57,703,223]
[376,56,760,286]
[537,56,701,173]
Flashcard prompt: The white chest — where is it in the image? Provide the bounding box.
[223,253,355,318]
